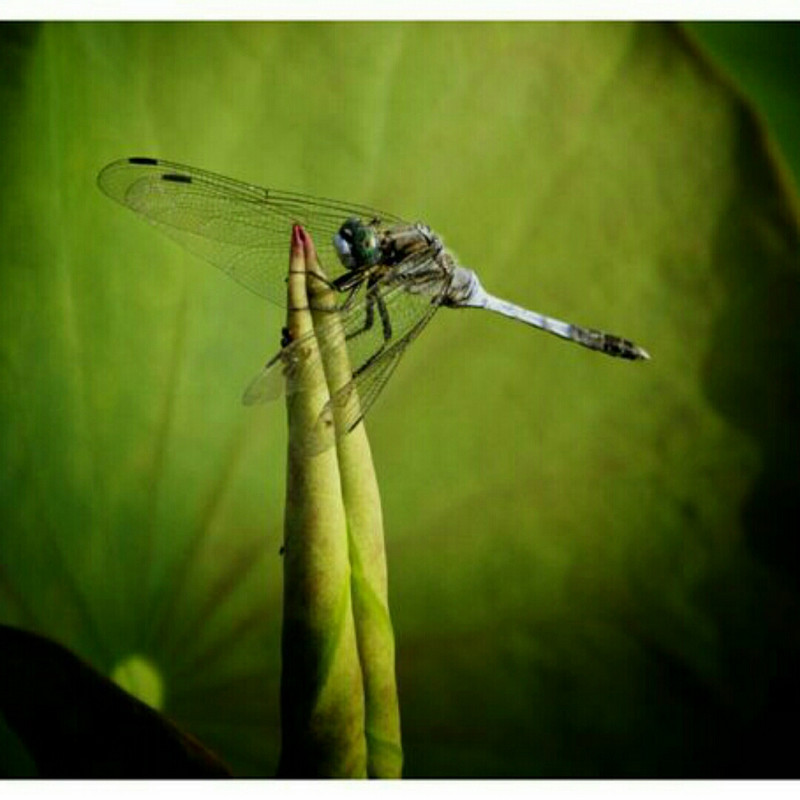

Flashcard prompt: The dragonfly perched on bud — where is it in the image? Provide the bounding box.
[98,158,649,448]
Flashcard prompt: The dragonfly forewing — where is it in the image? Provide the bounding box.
[97,157,404,307]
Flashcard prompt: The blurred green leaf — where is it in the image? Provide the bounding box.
[0,624,230,777]
[0,21,798,777]
[688,22,800,196]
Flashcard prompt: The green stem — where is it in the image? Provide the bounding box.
[303,230,403,778]
[277,225,367,778]
[276,225,402,778]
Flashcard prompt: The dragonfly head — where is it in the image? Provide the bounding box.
[333,218,381,270]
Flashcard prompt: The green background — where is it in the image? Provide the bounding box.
[1,21,799,777]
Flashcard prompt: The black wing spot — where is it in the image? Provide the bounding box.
[161,173,192,184]
[128,157,158,165]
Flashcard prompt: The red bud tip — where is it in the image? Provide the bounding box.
[300,226,317,261]
[291,224,302,251]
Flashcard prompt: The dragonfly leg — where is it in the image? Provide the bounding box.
[347,284,403,385]
[335,281,394,410]
[339,283,362,312]
[346,292,375,342]
[342,276,393,346]
[345,275,382,342]
[376,292,393,342]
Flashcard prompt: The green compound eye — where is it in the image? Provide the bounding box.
[353,226,380,266]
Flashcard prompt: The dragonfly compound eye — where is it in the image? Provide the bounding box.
[333,217,358,269]
[334,218,380,269]
[333,232,355,268]
[333,218,360,268]
[353,226,380,267]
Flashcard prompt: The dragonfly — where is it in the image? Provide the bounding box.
[98,157,649,451]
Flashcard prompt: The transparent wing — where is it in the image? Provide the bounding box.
[304,346,408,455]
[317,308,435,433]
[243,250,451,447]
[306,284,448,455]
[97,157,405,306]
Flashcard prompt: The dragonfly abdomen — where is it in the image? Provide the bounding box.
[569,326,650,360]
